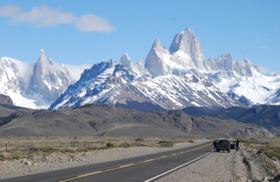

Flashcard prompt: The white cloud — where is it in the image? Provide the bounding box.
[0,5,21,16]
[0,4,115,32]
[76,14,115,32]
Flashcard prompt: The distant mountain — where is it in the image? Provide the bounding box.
[0,104,272,138]
[51,28,280,110]
[49,60,159,111]
[183,105,280,135]
[0,50,91,109]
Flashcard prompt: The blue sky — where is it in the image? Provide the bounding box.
[0,0,279,72]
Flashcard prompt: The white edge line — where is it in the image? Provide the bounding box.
[144,152,210,182]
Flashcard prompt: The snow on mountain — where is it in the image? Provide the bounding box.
[49,60,135,110]
[0,56,38,108]
[206,54,234,72]
[50,59,247,110]
[0,50,91,109]
[120,53,133,72]
[132,59,148,78]
[205,54,280,104]
[119,53,148,79]
[132,73,244,109]
[145,39,173,77]
[27,49,74,105]
[145,39,196,77]
[266,88,280,105]
[51,28,280,111]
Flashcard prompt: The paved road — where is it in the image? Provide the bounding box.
[3,142,213,182]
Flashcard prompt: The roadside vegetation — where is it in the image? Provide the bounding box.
[0,137,193,161]
[158,140,175,147]
[241,137,280,160]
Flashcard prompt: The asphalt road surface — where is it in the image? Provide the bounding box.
[3,141,212,182]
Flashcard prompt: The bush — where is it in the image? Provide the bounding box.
[105,142,114,148]
[135,138,144,142]
[0,154,4,161]
[158,140,174,147]
[11,154,19,160]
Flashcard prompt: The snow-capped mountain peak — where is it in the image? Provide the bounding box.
[153,39,162,49]
[119,53,148,78]
[145,39,172,77]
[169,28,205,70]
[39,49,47,61]
[120,53,132,71]
[145,28,209,77]
[0,50,91,109]
[49,60,135,110]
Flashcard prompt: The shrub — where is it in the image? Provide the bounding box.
[105,142,114,148]
[0,154,4,161]
[158,140,174,147]
[135,138,144,142]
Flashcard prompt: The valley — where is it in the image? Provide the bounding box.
[0,26,279,181]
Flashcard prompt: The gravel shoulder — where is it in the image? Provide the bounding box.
[0,139,208,180]
[157,144,280,182]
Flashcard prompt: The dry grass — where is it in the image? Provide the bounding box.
[0,137,191,161]
[241,137,280,161]
[158,140,174,147]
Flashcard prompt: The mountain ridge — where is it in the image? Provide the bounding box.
[50,28,280,110]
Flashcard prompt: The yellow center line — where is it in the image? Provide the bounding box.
[119,163,135,168]
[59,143,212,182]
[144,159,155,163]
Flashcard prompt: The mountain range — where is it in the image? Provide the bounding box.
[50,28,280,110]
[0,98,272,138]
[1,28,280,110]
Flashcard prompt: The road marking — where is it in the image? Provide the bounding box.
[119,163,135,168]
[78,171,103,178]
[59,170,103,182]
[144,159,155,163]
[144,152,211,182]
[59,143,211,182]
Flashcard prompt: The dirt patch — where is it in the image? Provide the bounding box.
[158,145,280,182]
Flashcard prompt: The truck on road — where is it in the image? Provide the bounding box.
[213,139,231,153]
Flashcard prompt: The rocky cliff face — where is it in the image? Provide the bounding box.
[0,94,13,105]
